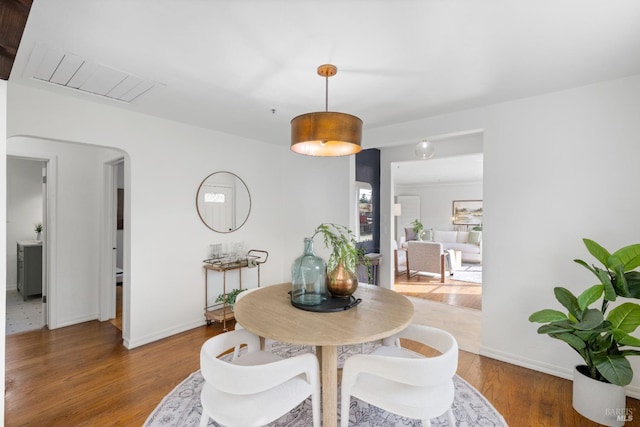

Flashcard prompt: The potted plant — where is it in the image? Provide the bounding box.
[215,288,246,311]
[529,238,640,425]
[411,219,425,240]
[34,223,43,241]
[312,223,369,298]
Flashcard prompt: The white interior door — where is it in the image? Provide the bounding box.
[201,184,235,232]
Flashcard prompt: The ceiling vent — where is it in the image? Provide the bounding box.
[24,43,161,103]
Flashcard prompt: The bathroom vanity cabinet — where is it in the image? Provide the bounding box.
[17,241,42,301]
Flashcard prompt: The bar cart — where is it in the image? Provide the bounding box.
[203,249,268,330]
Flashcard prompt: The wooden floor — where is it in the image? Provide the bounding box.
[394,272,482,310]
[5,320,639,426]
[108,284,123,331]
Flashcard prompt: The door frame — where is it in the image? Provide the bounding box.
[99,158,124,322]
[41,163,48,325]
[6,153,57,329]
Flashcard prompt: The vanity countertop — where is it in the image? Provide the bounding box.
[17,240,43,247]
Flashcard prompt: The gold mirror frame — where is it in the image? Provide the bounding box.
[196,171,251,233]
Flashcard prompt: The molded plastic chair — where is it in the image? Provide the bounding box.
[340,324,458,427]
[199,328,320,427]
[232,287,273,358]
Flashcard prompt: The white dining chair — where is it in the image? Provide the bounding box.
[199,328,320,427]
[340,324,458,427]
[232,287,273,358]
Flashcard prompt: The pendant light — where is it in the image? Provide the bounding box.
[415,140,435,160]
[291,64,363,156]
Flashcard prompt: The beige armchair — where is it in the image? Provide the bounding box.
[406,241,453,283]
[393,240,407,276]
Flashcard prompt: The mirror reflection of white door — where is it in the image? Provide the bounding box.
[202,184,235,232]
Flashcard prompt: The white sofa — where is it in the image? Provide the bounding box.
[431,230,482,263]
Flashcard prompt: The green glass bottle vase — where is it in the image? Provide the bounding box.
[291,238,327,306]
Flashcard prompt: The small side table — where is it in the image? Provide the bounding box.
[454,250,462,270]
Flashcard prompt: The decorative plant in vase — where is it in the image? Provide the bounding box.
[529,238,640,425]
[411,219,425,240]
[215,288,246,311]
[312,223,369,298]
[34,223,43,241]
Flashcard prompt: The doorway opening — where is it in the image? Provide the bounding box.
[6,157,48,334]
[391,152,483,311]
[109,159,124,331]
[8,136,129,342]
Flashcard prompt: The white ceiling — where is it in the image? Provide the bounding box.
[10,0,640,151]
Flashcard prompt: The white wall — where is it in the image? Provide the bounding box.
[6,158,45,289]
[396,181,482,233]
[376,74,640,397]
[6,83,351,349]
[1,78,8,427]
[480,76,640,398]
[281,152,351,264]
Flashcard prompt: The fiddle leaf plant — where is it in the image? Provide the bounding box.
[529,238,640,386]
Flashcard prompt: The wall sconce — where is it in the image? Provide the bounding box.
[393,203,402,216]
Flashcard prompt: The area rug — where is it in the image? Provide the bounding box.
[451,263,482,284]
[144,341,507,427]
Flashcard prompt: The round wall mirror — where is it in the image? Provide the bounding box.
[196,171,251,233]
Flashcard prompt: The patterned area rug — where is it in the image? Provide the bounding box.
[145,341,507,427]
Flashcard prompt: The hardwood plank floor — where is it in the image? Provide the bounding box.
[5,320,223,426]
[108,284,122,331]
[5,320,639,426]
[395,273,482,310]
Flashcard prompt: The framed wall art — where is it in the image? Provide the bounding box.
[452,200,483,225]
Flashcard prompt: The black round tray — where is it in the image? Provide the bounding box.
[289,292,362,312]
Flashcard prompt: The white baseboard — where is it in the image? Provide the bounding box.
[52,313,99,329]
[480,346,640,399]
[124,319,205,349]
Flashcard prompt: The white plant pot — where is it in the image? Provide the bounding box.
[573,365,627,426]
